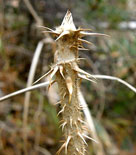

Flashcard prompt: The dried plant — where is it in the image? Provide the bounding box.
[34,10,108,155]
[0,10,136,155]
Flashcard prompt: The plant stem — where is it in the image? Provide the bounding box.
[56,63,86,154]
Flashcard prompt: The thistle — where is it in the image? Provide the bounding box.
[34,10,107,155]
[0,9,136,155]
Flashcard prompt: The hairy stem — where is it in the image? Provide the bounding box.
[56,64,86,155]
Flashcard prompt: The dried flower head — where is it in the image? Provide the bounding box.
[36,10,108,155]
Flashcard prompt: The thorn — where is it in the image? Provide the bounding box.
[78,132,88,146]
[77,105,82,110]
[82,133,99,143]
[63,92,66,99]
[47,80,56,91]
[65,76,73,103]
[37,25,58,33]
[42,30,59,34]
[57,104,66,116]
[72,65,96,79]
[60,121,67,131]
[50,66,59,80]
[59,66,65,79]
[74,121,78,128]
[54,100,61,105]
[80,31,110,37]
[78,118,87,125]
[48,66,58,89]
[76,58,86,62]
[73,66,96,79]
[33,69,53,85]
[56,142,66,155]
[55,31,69,41]
[76,148,80,153]
[65,136,71,154]
[78,38,94,45]
[76,148,84,155]
[78,73,97,83]
[76,58,86,65]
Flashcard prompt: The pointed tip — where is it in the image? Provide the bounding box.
[78,74,97,83]
[61,10,72,25]
[42,31,59,35]
[66,9,72,15]
[83,134,99,144]
[37,25,53,31]
[33,69,53,85]
[60,10,76,31]
[78,38,94,45]
[80,32,110,38]
[65,9,72,19]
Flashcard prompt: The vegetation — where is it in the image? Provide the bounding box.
[0,0,136,154]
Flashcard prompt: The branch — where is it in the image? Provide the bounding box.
[0,81,49,102]
[93,75,136,93]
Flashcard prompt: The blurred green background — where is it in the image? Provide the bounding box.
[0,0,136,154]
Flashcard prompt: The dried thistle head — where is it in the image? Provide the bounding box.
[35,10,108,85]
[55,10,77,36]
[39,10,108,60]
[35,11,107,155]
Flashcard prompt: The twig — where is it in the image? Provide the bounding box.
[23,37,54,154]
[0,74,135,103]
[93,75,136,93]
[23,40,44,154]
[0,81,50,102]
[22,1,54,152]
[23,0,43,25]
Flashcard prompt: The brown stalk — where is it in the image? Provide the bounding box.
[37,11,102,154]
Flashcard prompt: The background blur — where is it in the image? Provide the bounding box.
[0,0,136,154]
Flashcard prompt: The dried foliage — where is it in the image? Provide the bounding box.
[0,0,136,155]
[36,11,102,154]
